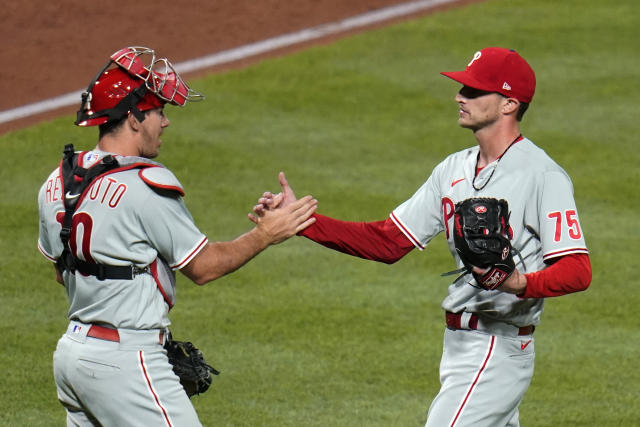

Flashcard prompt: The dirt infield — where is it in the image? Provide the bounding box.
[0,0,479,135]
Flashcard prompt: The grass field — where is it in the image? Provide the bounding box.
[1,0,639,425]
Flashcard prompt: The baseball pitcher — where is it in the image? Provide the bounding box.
[252,47,591,427]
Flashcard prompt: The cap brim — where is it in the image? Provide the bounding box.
[440,71,495,93]
[75,116,108,127]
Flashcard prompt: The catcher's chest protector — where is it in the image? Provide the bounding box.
[56,144,156,278]
[57,144,121,274]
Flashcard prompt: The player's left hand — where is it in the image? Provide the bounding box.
[498,268,527,294]
[453,197,516,290]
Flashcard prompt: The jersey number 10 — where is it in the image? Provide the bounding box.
[56,211,95,263]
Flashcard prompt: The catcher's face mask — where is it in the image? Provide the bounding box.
[76,46,204,127]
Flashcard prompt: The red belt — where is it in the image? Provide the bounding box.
[86,325,165,344]
[445,312,534,336]
[87,325,120,342]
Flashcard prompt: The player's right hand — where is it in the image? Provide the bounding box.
[248,172,299,223]
[253,195,317,244]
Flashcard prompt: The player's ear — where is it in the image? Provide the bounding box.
[126,112,142,132]
[502,97,520,116]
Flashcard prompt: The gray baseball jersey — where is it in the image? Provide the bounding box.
[38,149,208,329]
[391,137,588,327]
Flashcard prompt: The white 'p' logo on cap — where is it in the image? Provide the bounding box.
[468,51,482,67]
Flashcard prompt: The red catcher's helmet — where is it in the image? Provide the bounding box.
[75,68,164,127]
[75,46,204,127]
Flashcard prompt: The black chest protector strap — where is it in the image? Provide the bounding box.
[57,144,144,280]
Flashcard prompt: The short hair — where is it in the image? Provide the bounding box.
[494,91,529,122]
[98,116,127,139]
[516,102,529,122]
[98,110,152,139]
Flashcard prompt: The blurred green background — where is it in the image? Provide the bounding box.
[1,0,638,425]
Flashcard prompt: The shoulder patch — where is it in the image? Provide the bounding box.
[139,166,185,196]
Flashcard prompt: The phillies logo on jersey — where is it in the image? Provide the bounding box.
[442,197,456,239]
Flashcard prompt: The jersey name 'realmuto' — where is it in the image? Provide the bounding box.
[38,150,208,329]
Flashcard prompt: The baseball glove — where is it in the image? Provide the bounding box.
[453,197,515,290]
[165,335,219,397]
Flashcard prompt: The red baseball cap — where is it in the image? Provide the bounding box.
[441,47,536,103]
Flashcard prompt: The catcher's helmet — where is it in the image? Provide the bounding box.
[76,46,203,127]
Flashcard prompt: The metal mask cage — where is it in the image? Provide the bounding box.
[147,58,205,106]
[110,46,205,106]
[110,46,155,79]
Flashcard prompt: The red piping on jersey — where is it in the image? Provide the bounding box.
[77,151,88,168]
[450,335,496,426]
[543,247,588,260]
[173,237,209,270]
[38,240,57,262]
[138,167,185,196]
[150,259,174,309]
[390,212,425,250]
[138,351,173,427]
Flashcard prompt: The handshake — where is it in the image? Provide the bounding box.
[247,171,314,245]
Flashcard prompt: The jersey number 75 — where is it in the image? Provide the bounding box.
[547,210,582,242]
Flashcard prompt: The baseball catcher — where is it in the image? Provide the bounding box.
[453,197,515,290]
[38,45,318,425]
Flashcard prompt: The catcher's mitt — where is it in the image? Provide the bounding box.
[453,197,515,290]
[165,335,219,397]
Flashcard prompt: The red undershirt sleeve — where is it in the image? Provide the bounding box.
[521,253,592,298]
[298,213,415,264]
[299,214,592,297]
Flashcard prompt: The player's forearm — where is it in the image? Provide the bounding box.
[520,253,592,298]
[299,214,414,263]
[185,195,317,284]
[182,227,270,285]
